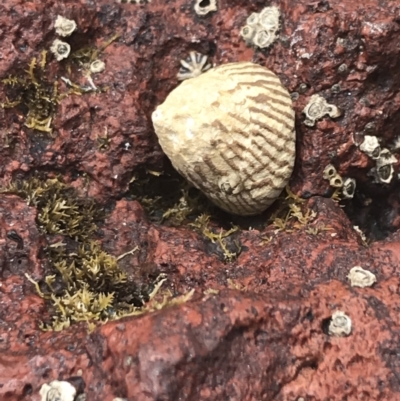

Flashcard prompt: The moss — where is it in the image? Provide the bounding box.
[2,175,158,331]
[128,168,212,225]
[190,214,242,262]
[0,33,119,135]
[1,51,63,134]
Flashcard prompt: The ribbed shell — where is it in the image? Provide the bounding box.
[151,62,296,216]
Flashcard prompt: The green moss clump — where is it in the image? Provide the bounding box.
[1,51,64,134]
[2,175,155,331]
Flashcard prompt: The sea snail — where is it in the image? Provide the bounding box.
[151,62,296,216]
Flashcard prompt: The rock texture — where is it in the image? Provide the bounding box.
[0,0,400,400]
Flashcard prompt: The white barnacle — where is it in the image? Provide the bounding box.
[240,6,280,49]
[54,15,77,37]
[367,148,397,184]
[253,30,273,49]
[240,25,255,44]
[246,12,260,26]
[40,380,76,401]
[359,135,381,159]
[342,177,356,199]
[302,94,341,127]
[258,6,280,32]
[323,164,337,180]
[376,148,397,167]
[347,266,376,288]
[328,311,352,337]
[177,51,211,81]
[329,174,343,188]
[50,39,71,61]
[194,0,217,16]
[90,59,106,74]
[371,164,394,184]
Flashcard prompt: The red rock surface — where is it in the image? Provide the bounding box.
[0,0,400,400]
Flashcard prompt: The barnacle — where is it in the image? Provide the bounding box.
[246,12,260,26]
[377,148,397,166]
[240,25,255,43]
[40,380,76,401]
[347,266,376,288]
[54,15,77,37]
[253,30,273,49]
[329,174,343,188]
[328,311,352,337]
[368,148,397,184]
[342,177,356,199]
[323,164,337,180]
[258,6,280,31]
[50,39,71,61]
[177,51,211,81]
[194,0,217,16]
[359,135,381,159]
[70,33,120,90]
[338,63,348,74]
[90,60,105,74]
[302,94,341,127]
[240,6,280,49]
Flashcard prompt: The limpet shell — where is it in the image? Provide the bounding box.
[152,62,296,216]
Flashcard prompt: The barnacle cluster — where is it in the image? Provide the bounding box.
[177,51,211,81]
[358,135,398,184]
[302,94,341,127]
[322,164,356,199]
[0,51,63,133]
[1,176,155,330]
[240,6,280,49]
[194,0,217,16]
